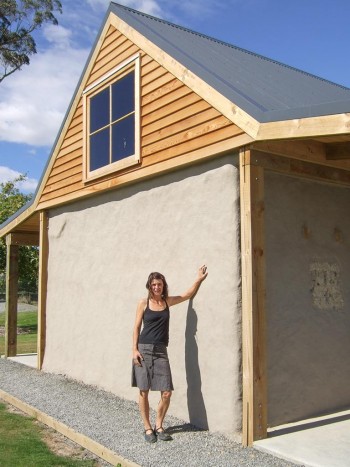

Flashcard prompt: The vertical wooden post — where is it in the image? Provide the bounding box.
[240,148,267,446]
[5,239,19,357]
[37,211,49,369]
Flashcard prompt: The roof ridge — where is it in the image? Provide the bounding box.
[111,1,350,92]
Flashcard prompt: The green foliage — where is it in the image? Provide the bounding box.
[0,0,62,82]
[0,174,39,294]
[0,402,96,466]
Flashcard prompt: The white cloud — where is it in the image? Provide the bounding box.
[125,0,163,16]
[43,24,73,49]
[0,38,90,146]
[87,0,162,16]
[0,166,38,192]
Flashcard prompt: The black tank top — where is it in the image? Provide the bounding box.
[139,299,170,346]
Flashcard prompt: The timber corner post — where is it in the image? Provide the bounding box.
[38,211,49,369]
[239,147,267,446]
[5,236,19,357]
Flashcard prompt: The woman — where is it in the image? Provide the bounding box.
[132,265,208,443]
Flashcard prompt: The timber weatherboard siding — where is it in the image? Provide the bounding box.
[39,26,245,207]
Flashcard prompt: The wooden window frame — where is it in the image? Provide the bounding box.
[82,53,141,182]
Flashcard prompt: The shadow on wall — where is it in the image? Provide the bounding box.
[185,299,208,429]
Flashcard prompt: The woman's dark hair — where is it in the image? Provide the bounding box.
[146,272,169,299]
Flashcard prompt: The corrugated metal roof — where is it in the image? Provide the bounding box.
[110,2,350,122]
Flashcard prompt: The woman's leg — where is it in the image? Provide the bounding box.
[156,390,172,429]
[139,390,152,430]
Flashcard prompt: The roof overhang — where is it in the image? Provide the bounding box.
[0,208,40,241]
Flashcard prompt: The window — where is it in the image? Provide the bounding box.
[83,54,140,180]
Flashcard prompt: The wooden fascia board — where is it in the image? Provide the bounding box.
[0,205,37,239]
[108,14,260,139]
[257,113,350,141]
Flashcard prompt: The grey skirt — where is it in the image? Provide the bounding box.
[131,343,174,391]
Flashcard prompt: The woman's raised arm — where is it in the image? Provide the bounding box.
[167,265,208,307]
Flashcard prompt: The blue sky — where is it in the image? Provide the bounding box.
[0,0,350,193]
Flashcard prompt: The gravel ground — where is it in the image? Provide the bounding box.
[0,359,298,467]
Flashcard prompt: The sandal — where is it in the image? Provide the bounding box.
[144,428,157,443]
[155,426,172,441]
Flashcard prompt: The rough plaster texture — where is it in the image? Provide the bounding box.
[43,155,243,440]
[265,172,350,427]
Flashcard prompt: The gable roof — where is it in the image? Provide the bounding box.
[110,2,350,123]
[1,1,350,236]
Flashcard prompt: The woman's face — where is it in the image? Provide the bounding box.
[150,279,164,297]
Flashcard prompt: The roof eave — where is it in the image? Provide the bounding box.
[257,112,350,141]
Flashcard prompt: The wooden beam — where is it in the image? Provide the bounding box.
[5,242,19,358]
[240,148,267,446]
[257,113,350,141]
[6,232,39,246]
[325,142,350,160]
[251,150,350,187]
[37,212,49,369]
[251,139,326,164]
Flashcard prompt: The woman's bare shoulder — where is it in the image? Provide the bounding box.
[138,298,147,308]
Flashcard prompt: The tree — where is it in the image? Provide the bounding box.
[0,0,62,83]
[0,175,38,296]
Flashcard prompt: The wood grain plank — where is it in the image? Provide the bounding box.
[88,44,139,85]
[142,115,234,157]
[51,149,82,168]
[142,64,168,86]
[142,95,205,132]
[142,82,192,115]
[143,104,215,140]
[38,211,49,369]
[5,243,18,357]
[240,148,267,446]
[142,72,175,96]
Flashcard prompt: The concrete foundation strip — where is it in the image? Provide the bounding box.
[0,389,140,467]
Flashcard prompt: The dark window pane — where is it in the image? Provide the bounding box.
[112,114,135,162]
[90,128,110,171]
[90,87,109,133]
[112,72,134,121]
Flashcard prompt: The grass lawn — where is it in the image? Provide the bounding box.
[0,311,38,356]
[0,402,97,467]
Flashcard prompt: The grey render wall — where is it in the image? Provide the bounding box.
[42,155,243,440]
[265,171,350,427]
